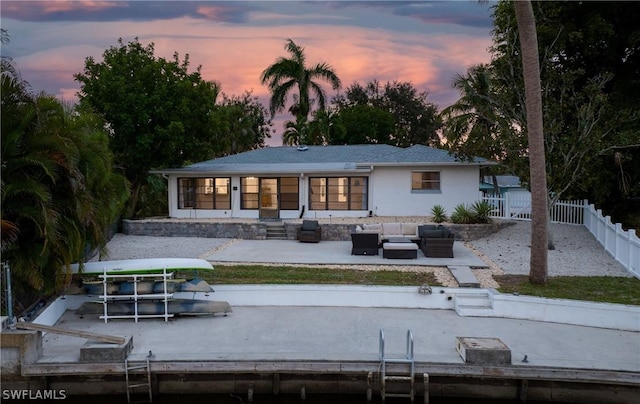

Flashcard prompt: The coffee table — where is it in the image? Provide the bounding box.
[382,237,419,259]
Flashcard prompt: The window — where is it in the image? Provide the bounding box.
[279,177,299,210]
[309,177,368,210]
[241,177,299,210]
[178,177,231,209]
[241,177,259,209]
[411,171,440,191]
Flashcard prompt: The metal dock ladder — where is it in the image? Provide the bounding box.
[125,356,152,403]
[379,329,415,402]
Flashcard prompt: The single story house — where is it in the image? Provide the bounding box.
[153,144,495,220]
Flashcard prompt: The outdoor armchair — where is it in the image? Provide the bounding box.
[420,226,455,258]
[298,220,322,243]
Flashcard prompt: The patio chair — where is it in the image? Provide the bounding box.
[298,220,321,243]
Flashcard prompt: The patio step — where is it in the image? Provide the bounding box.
[265,222,287,240]
[454,293,494,317]
[447,265,481,288]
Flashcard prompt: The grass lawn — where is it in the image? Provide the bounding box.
[494,275,640,305]
[202,264,438,287]
[200,264,640,306]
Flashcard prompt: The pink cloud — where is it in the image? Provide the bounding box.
[39,1,124,14]
[9,13,492,145]
[2,1,126,19]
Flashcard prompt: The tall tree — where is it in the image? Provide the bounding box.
[329,104,395,145]
[306,109,345,146]
[441,64,515,162]
[214,91,272,155]
[2,42,128,301]
[75,38,221,218]
[260,38,341,143]
[333,80,441,147]
[513,0,548,284]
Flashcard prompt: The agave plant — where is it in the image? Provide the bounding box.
[450,204,474,224]
[430,204,448,223]
[471,200,494,224]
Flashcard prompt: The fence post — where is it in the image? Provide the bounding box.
[505,192,511,219]
[2,261,13,325]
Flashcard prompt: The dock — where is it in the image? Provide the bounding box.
[2,285,639,403]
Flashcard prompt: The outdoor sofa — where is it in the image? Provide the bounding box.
[354,222,422,243]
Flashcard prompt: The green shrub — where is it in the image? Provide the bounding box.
[471,200,493,224]
[450,203,474,224]
[430,204,448,223]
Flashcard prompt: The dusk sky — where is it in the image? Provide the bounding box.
[2,1,496,145]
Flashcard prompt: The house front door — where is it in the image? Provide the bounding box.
[259,178,279,219]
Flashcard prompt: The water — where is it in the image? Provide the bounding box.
[56,394,567,404]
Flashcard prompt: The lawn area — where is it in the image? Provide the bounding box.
[201,264,640,305]
[494,275,640,305]
[202,264,438,287]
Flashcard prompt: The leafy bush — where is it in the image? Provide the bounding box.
[471,200,493,224]
[450,204,475,224]
[430,204,448,223]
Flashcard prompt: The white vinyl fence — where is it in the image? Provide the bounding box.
[584,204,640,279]
[481,192,585,224]
[481,192,640,278]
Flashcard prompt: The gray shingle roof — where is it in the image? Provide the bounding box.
[157,144,491,174]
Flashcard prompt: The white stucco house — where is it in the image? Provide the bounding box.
[153,144,495,220]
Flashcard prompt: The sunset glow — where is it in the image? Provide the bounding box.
[2,1,495,145]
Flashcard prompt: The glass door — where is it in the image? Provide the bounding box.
[259,178,279,219]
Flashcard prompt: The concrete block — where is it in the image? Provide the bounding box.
[80,335,133,363]
[456,337,511,365]
[448,266,481,288]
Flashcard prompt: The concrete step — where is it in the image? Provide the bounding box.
[447,265,481,288]
[454,293,494,317]
[265,223,287,240]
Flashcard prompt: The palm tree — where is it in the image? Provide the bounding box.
[261,39,341,128]
[2,53,128,300]
[441,64,511,162]
[307,108,345,145]
[282,116,309,146]
[513,1,549,284]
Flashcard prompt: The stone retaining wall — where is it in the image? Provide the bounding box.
[123,219,514,241]
[447,221,515,241]
[285,223,357,241]
[123,220,268,239]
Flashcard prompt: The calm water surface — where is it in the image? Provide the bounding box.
[57,394,573,404]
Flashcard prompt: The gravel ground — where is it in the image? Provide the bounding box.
[468,221,631,277]
[93,220,632,289]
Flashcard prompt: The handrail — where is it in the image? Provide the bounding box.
[406,329,414,360]
[379,328,414,361]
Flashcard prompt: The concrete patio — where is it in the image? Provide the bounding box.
[203,239,487,267]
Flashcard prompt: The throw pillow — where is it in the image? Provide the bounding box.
[302,220,318,231]
[421,229,443,239]
[418,225,437,237]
